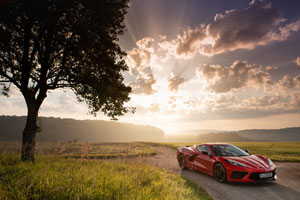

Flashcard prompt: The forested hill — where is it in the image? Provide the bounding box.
[0,116,164,142]
[237,127,300,141]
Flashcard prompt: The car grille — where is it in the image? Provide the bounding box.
[231,171,248,179]
[249,170,276,182]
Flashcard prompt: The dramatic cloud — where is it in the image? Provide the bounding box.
[121,1,300,129]
[175,25,206,56]
[160,0,300,57]
[126,37,157,95]
[168,74,185,92]
[204,0,283,55]
[126,37,154,72]
[199,61,273,93]
[130,73,156,95]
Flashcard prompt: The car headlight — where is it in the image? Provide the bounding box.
[225,159,248,168]
[266,158,274,167]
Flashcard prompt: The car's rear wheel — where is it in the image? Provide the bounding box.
[178,154,187,169]
[213,163,227,183]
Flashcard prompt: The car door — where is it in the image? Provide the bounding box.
[193,145,215,174]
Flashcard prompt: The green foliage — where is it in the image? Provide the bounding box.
[156,142,300,162]
[0,155,211,200]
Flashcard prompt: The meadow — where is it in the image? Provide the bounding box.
[0,142,211,200]
[157,142,300,162]
[0,142,156,159]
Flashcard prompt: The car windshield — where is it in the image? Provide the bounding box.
[211,145,249,157]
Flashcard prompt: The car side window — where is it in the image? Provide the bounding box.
[197,145,212,155]
[197,145,204,152]
[203,146,212,156]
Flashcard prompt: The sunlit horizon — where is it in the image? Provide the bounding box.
[1,0,300,134]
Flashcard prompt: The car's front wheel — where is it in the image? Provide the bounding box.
[178,154,187,170]
[213,163,227,183]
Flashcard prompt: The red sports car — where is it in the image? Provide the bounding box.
[177,143,277,183]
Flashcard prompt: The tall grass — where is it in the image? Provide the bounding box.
[0,155,211,200]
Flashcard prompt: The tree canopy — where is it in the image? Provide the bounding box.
[0,0,133,119]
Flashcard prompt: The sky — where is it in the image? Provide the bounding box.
[1,0,300,134]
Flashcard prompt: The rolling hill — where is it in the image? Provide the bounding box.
[165,128,300,142]
[0,116,164,142]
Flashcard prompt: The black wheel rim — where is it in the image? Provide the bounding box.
[214,164,225,182]
[179,155,185,168]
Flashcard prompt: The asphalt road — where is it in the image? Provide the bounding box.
[142,145,300,200]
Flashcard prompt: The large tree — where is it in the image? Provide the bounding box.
[0,0,133,162]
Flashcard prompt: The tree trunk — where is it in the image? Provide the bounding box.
[21,104,39,162]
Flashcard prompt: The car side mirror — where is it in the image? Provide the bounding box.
[245,149,249,153]
[201,151,209,155]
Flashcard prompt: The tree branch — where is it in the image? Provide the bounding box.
[0,80,12,83]
[0,69,21,89]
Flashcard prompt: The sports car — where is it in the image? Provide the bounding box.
[177,143,277,183]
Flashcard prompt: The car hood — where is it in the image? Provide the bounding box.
[224,155,273,170]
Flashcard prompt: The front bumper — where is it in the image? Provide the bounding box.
[248,170,277,182]
[227,169,277,182]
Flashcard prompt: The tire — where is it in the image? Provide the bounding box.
[178,154,187,170]
[213,163,227,183]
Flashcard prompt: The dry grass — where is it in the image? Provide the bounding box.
[0,142,156,159]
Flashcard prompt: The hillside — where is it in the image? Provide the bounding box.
[0,116,164,142]
[165,128,300,142]
[237,127,300,142]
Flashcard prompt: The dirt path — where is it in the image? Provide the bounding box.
[136,145,300,200]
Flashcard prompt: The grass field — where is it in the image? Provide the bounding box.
[0,143,212,200]
[0,142,156,159]
[157,142,300,162]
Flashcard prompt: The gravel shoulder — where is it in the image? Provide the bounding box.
[135,145,300,200]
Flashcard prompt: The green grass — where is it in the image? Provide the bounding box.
[0,142,156,159]
[156,142,300,162]
[0,155,212,200]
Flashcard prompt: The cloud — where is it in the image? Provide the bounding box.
[126,37,157,95]
[168,74,185,92]
[204,0,283,55]
[277,19,300,41]
[130,73,156,95]
[278,74,300,92]
[160,0,300,57]
[244,95,281,107]
[290,93,300,109]
[266,65,278,71]
[126,37,154,72]
[199,61,273,93]
[175,25,206,56]
[295,57,300,66]
[149,103,160,112]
